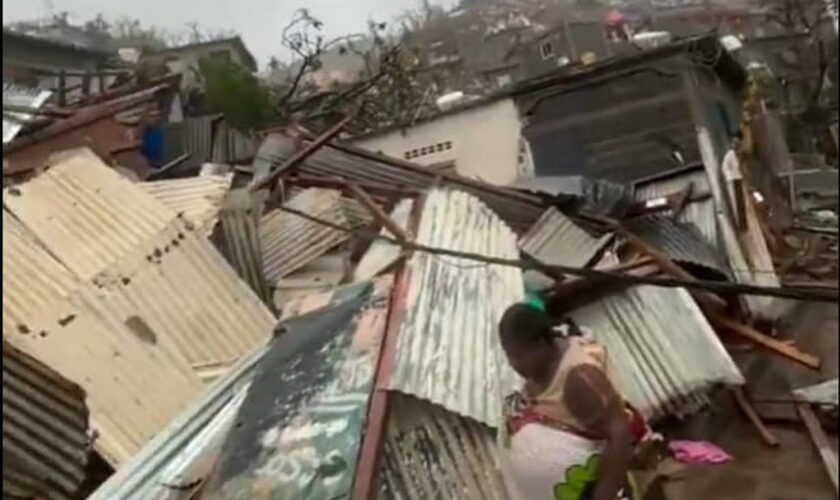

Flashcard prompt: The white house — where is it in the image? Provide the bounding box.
[351,97,533,186]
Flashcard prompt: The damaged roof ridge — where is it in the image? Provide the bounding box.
[2,83,170,166]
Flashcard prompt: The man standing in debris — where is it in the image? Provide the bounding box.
[498,303,646,500]
[721,131,746,230]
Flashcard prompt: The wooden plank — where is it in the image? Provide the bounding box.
[251,114,351,192]
[708,313,821,371]
[796,402,839,493]
[348,182,408,244]
[732,387,780,448]
[351,261,411,499]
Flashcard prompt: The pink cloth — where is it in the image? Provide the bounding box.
[669,440,733,465]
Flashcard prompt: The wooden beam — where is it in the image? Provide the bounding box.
[732,387,780,448]
[796,402,839,493]
[2,104,74,118]
[348,182,408,244]
[351,203,420,499]
[709,312,821,371]
[595,214,728,310]
[251,115,351,192]
[546,258,660,314]
[289,174,421,199]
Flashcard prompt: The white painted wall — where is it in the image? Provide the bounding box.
[352,98,529,186]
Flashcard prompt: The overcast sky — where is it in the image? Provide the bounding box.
[3,0,456,68]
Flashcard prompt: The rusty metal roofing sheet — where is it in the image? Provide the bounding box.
[3,341,91,500]
[260,188,352,284]
[2,210,78,337]
[202,278,392,499]
[139,173,233,236]
[3,84,169,175]
[633,167,719,250]
[388,188,525,428]
[87,344,267,500]
[218,188,272,303]
[211,122,257,164]
[89,281,383,500]
[3,84,52,144]
[519,207,613,269]
[3,156,275,465]
[254,134,545,233]
[569,283,744,420]
[378,393,509,500]
[3,153,175,281]
[624,214,731,279]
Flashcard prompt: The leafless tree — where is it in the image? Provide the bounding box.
[765,0,835,109]
[272,9,436,135]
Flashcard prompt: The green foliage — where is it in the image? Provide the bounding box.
[197,58,276,131]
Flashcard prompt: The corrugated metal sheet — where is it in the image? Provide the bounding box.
[3,341,91,500]
[388,188,524,428]
[569,283,744,420]
[255,134,545,233]
[624,214,731,278]
[217,188,272,303]
[87,345,267,500]
[793,379,838,406]
[139,173,233,236]
[511,176,631,215]
[3,153,174,281]
[3,84,52,144]
[273,252,347,311]
[260,188,352,284]
[3,155,275,464]
[87,285,362,500]
[202,278,392,500]
[160,115,216,172]
[211,122,257,164]
[2,210,78,338]
[354,199,414,282]
[377,393,509,500]
[519,207,613,269]
[633,167,719,250]
[287,185,374,229]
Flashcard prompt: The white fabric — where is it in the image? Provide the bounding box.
[721,149,743,182]
[500,423,604,500]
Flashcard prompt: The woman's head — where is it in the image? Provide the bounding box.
[499,303,559,382]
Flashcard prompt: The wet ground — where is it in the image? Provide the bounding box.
[655,301,838,500]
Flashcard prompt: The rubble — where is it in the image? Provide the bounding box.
[1,27,836,500]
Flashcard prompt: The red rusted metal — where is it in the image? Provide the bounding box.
[3,116,141,176]
[3,83,169,175]
[352,194,426,500]
[351,265,412,500]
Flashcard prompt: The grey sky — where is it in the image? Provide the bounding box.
[3,0,456,68]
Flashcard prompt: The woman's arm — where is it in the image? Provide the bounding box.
[563,364,633,500]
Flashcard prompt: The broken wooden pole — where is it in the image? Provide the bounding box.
[796,402,839,492]
[347,182,408,244]
[733,387,780,448]
[251,114,351,193]
[709,312,821,371]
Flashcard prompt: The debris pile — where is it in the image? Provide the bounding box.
[2,32,837,500]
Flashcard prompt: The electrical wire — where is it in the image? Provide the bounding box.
[276,203,840,303]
